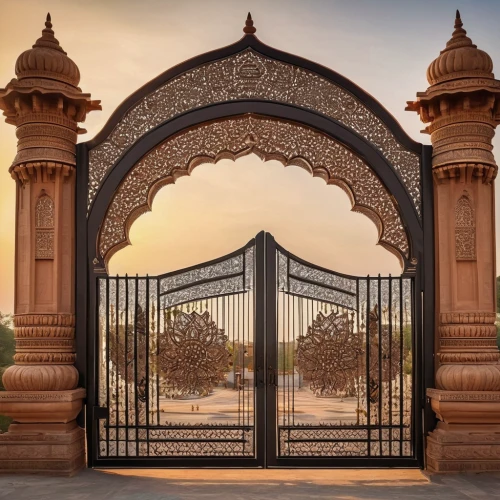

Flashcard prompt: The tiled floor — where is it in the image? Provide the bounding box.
[0,469,500,500]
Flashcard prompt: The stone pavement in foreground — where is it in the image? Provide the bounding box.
[0,469,499,499]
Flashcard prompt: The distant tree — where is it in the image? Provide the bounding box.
[0,312,14,432]
[0,312,14,390]
[497,277,500,314]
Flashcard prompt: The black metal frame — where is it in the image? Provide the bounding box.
[75,32,435,469]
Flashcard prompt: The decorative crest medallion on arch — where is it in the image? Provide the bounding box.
[82,23,426,273]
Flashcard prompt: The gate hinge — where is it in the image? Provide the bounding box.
[93,406,109,420]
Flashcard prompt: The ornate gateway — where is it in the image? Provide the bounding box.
[94,233,417,465]
[77,15,433,468]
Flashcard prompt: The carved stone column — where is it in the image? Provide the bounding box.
[0,14,100,475]
[407,11,500,471]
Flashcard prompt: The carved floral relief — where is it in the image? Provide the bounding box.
[35,193,54,260]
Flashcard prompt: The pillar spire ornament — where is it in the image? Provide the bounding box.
[407,11,500,472]
[243,12,256,35]
[0,13,100,476]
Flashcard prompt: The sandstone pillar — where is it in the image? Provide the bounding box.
[0,14,100,475]
[407,11,500,471]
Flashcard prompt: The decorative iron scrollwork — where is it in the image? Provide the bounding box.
[98,116,410,267]
[158,310,231,397]
[296,311,362,397]
[88,49,421,215]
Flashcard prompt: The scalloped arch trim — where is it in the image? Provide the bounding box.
[98,115,409,269]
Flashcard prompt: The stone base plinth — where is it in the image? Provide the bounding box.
[0,425,85,476]
[0,388,86,476]
[427,389,500,472]
[0,388,85,423]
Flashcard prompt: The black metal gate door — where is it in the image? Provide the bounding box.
[91,232,418,467]
[265,233,417,467]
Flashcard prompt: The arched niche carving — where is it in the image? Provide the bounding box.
[98,115,409,268]
[455,191,476,261]
[87,44,422,218]
[35,192,55,260]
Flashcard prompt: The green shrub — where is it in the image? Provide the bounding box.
[0,313,14,432]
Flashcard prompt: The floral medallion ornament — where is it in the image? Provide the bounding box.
[159,310,231,398]
[297,311,362,397]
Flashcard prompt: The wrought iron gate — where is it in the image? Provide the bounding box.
[91,232,418,467]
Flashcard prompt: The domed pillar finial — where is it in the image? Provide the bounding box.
[46,12,51,27]
[243,12,256,35]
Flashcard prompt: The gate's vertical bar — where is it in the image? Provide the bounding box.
[282,272,286,427]
[156,279,160,427]
[378,274,382,454]
[145,277,150,456]
[248,290,252,429]
[125,275,129,455]
[366,276,371,456]
[105,277,110,455]
[134,274,139,456]
[265,232,277,466]
[92,275,100,463]
[388,275,393,455]
[399,276,404,455]
[355,279,360,430]
[242,250,246,435]
[410,277,417,459]
[115,275,119,454]
[292,294,295,426]
[254,232,266,466]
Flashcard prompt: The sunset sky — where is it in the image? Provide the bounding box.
[0,0,499,314]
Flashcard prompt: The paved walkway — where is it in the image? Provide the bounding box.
[1,469,500,500]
